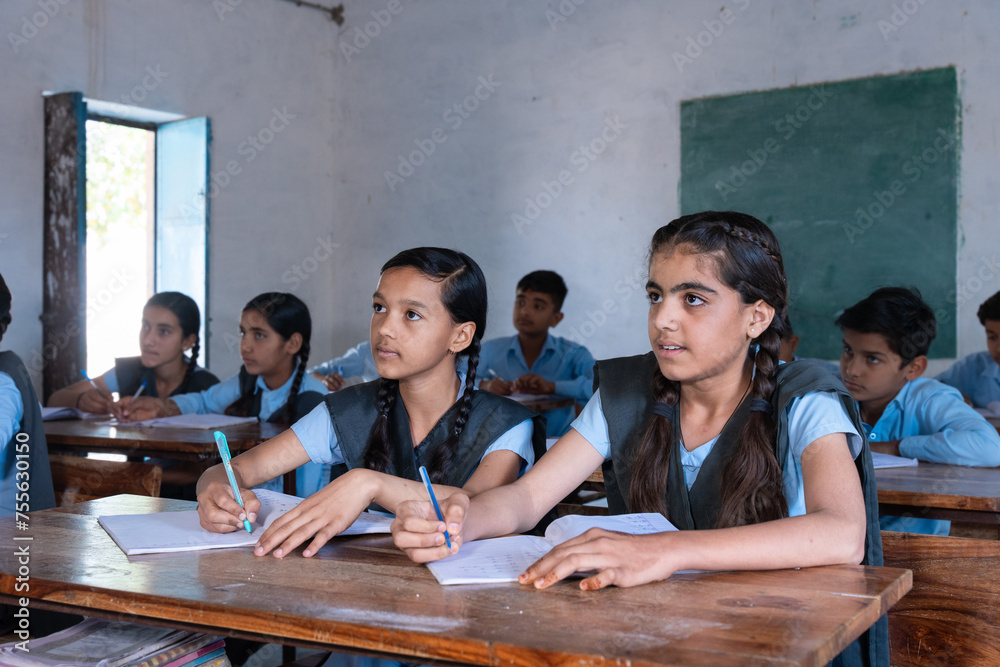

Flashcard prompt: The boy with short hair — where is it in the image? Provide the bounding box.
[837,287,1000,535]
[936,290,1000,408]
[479,270,595,437]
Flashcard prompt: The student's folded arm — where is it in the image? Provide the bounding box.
[172,376,241,415]
[901,384,1000,466]
[554,349,596,403]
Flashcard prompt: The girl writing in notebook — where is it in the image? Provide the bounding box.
[123,292,329,496]
[48,292,218,414]
[196,247,543,558]
[391,213,884,665]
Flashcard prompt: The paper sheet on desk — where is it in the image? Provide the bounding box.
[98,489,393,555]
[870,452,918,468]
[122,414,260,429]
[426,512,676,585]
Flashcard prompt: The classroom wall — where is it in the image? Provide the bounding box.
[2,0,998,393]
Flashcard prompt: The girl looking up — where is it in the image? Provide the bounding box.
[125,292,328,496]
[196,247,544,558]
[392,213,885,667]
[48,292,218,415]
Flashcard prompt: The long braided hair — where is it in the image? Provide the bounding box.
[144,292,201,391]
[225,292,312,426]
[630,211,791,528]
[361,248,487,484]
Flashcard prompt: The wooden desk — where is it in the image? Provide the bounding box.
[44,420,284,460]
[0,496,911,666]
[44,420,288,492]
[875,462,1000,530]
[510,394,575,412]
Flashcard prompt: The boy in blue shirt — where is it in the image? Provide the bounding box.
[309,340,379,391]
[936,290,1000,408]
[837,287,1000,535]
[478,270,595,437]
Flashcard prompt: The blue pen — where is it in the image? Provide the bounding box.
[418,465,451,549]
[213,431,252,534]
[337,364,344,376]
[80,369,101,392]
[129,381,147,402]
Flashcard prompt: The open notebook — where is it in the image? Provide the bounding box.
[98,489,392,555]
[427,512,676,585]
[870,452,918,468]
[122,414,260,429]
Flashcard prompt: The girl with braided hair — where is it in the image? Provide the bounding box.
[49,292,218,415]
[392,213,886,666]
[196,248,544,561]
[126,292,329,497]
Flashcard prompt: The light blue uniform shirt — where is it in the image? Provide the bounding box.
[477,334,595,438]
[171,370,331,497]
[572,389,863,519]
[308,341,380,383]
[291,372,536,477]
[862,377,1000,535]
[936,351,1000,408]
[0,372,23,518]
[101,363,210,394]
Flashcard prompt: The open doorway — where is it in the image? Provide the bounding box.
[84,119,154,379]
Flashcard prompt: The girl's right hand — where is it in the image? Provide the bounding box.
[391,492,470,563]
[197,481,261,533]
[76,388,113,415]
[322,373,345,391]
[480,379,512,396]
[118,397,171,422]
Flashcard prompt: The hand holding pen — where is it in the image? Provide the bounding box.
[197,431,259,534]
[77,370,115,415]
[111,381,146,420]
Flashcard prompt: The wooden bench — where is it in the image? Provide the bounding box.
[882,531,1000,666]
[49,454,162,505]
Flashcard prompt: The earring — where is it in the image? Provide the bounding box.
[751,344,760,382]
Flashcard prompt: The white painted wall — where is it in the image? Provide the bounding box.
[2,0,998,393]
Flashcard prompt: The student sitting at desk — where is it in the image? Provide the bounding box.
[123,293,329,497]
[477,270,595,437]
[196,248,544,565]
[0,273,55,516]
[936,289,1000,408]
[48,292,219,415]
[837,287,1000,535]
[309,340,379,391]
[393,213,885,667]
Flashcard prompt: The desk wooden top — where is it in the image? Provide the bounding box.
[1,496,911,666]
[874,462,1000,512]
[43,420,284,458]
[511,393,576,412]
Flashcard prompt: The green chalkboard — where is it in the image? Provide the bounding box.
[680,68,959,358]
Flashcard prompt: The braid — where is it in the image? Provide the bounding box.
[362,378,399,473]
[279,342,308,426]
[182,339,199,392]
[224,372,256,418]
[722,223,784,272]
[427,338,480,483]
[715,326,788,527]
[629,368,680,515]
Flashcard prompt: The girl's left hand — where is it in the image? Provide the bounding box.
[519,528,678,590]
[254,468,375,558]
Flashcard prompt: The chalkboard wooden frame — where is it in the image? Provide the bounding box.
[680,67,959,358]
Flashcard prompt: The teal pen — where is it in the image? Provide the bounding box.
[418,465,451,549]
[213,431,252,533]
